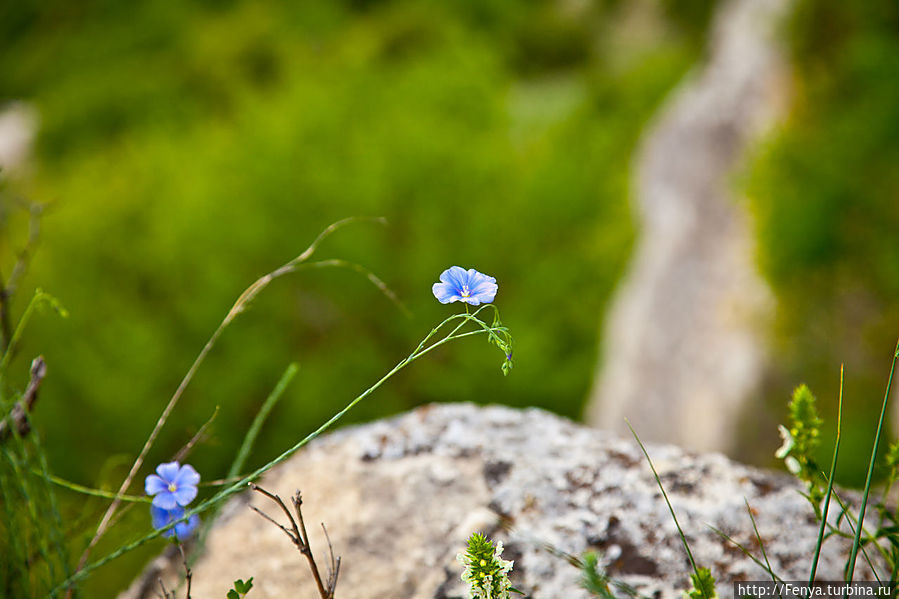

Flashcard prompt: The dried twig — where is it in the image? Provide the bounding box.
[148,543,192,599]
[0,355,46,441]
[157,578,173,599]
[320,523,341,593]
[177,543,192,599]
[249,485,340,599]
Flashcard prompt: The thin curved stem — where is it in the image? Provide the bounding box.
[847,339,899,582]
[72,218,391,581]
[810,364,843,584]
[49,311,505,595]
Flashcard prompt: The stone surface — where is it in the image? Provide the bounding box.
[0,102,37,174]
[121,404,877,599]
[586,0,792,452]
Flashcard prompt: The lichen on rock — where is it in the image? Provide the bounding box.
[120,403,877,599]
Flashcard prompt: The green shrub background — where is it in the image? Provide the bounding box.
[746,0,899,480]
[1,0,897,594]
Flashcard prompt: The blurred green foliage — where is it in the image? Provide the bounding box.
[2,0,897,591]
[1,0,704,593]
[746,0,899,485]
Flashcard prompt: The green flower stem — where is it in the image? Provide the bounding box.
[76,218,392,574]
[846,339,899,582]
[799,482,885,574]
[626,420,709,599]
[0,289,60,394]
[809,364,843,585]
[744,499,776,583]
[708,524,782,583]
[0,289,38,380]
[825,485,884,579]
[2,441,59,585]
[33,471,151,503]
[32,430,73,585]
[191,363,300,564]
[227,362,299,481]
[48,312,505,597]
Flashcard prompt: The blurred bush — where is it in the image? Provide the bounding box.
[1,3,704,591]
[746,0,899,484]
[7,0,897,591]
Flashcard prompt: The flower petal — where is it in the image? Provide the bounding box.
[152,492,178,511]
[432,282,460,304]
[172,483,198,506]
[467,269,497,288]
[439,266,468,290]
[470,283,498,304]
[174,514,200,540]
[467,270,497,304]
[173,463,200,488]
[151,507,168,531]
[155,461,181,484]
[145,474,168,496]
[151,504,184,538]
[774,424,794,459]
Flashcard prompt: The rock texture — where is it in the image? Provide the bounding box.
[122,404,877,599]
[586,0,791,452]
[0,102,37,174]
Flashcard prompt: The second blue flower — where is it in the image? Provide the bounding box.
[145,461,200,510]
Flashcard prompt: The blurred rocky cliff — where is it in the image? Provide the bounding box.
[587,0,790,452]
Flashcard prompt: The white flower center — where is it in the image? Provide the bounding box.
[168,482,178,493]
[461,284,470,298]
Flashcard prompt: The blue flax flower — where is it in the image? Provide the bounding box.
[151,504,200,541]
[432,266,497,306]
[145,461,200,510]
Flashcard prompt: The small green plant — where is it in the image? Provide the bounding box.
[0,198,72,598]
[772,350,898,582]
[457,532,519,599]
[579,551,647,599]
[775,384,826,514]
[580,551,615,599]
[753,342,899,586]
[684,568,716,599]
[226,578,253,599]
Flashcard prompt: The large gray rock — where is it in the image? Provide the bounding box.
[121,404,877,599]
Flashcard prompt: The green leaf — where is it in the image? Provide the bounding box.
[227,577,253,597]
[34,290,69,318]
[580,551,616,599]
[685,567,716,599]
[788,384,822,460]
[886,440,899,469]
